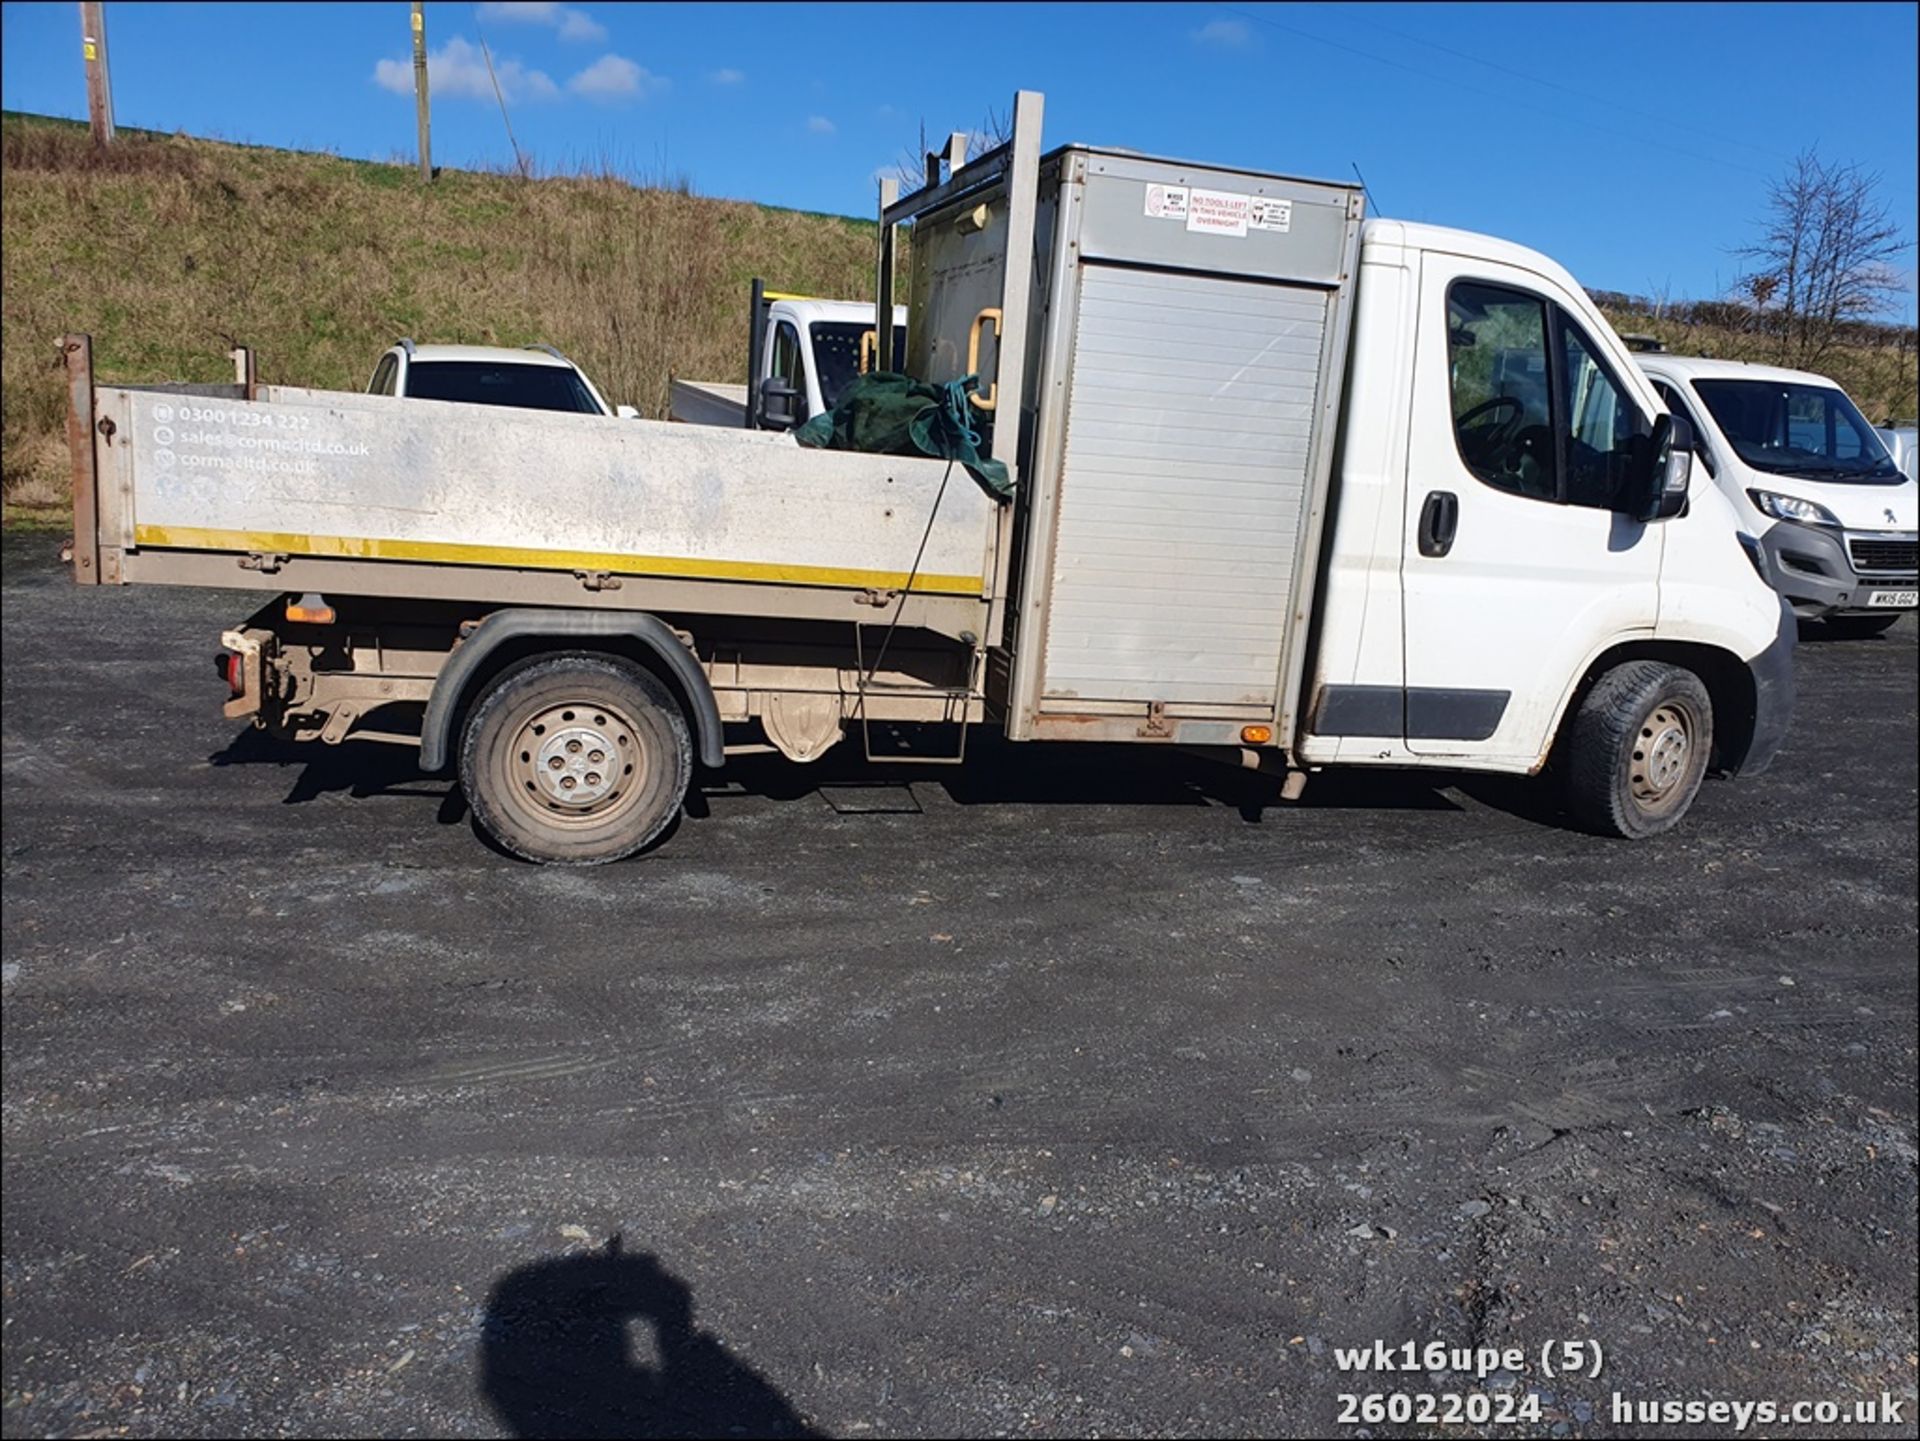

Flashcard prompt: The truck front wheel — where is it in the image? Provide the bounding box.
[459,655,692,864]
[1563,661,1713,839]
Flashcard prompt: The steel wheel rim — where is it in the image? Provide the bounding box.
[505,699,646,829]
[1630,701,1693,811]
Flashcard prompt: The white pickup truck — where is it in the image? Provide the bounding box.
[1638,355,1918,635]
[65,90,1792,863]
[669,285,907,429]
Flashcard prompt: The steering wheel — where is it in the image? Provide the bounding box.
[1457,395,1524,467]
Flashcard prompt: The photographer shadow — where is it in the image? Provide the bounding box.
[479,1236,821,1439]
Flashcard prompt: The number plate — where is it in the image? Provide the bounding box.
[1866,590,1917,608]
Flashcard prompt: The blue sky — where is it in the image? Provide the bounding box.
[4,1,1915,315]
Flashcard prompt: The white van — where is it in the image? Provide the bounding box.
[1638,355,1918,635]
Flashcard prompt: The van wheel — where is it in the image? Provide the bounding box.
[460,655,691,865]
[1563,661,1712,839]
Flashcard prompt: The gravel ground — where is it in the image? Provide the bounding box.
[3,532,1916,1439]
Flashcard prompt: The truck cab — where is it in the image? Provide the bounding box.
[1637,355,1918,632]
[761,295,909,425]
[669,291,908,429]
[1298,221,1792,822]
[367,340,636,419]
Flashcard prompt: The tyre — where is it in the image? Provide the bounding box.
[1563,661,1713,839]
[459,654,691,864]
[1820,612,1902,639]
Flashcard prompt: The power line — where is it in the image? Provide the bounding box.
[1351,161,1381,217]
[1217,3,1773,182]
[475,27,528,179]
[1355,9,1794,165]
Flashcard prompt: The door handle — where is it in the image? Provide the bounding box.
[1418,490,1458,558]
[966,307,1002,411]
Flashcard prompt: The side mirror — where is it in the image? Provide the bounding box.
[1636,413,1692,522]
[759,377,801,431]
[614,404,640,420]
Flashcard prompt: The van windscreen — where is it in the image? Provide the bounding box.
[1692,379,1901,482]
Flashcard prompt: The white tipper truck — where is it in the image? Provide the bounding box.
[63,91,1793,863]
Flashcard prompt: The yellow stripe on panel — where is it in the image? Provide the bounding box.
[132,526,984,596]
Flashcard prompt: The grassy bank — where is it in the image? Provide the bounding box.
[1,112,877,507]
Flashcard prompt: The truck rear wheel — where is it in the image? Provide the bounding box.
[1563,661,1712,840]
[459,655,691,864]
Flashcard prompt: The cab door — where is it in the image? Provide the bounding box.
[1400,250,1663,764]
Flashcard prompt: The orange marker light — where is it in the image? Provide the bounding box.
[285,592,336,625]
[1241,725,1273,745]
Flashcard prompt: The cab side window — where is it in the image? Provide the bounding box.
[1447,283,1555,501]
[771,321,809,420]
[1448,281,1655,511]
[1560,321,1652,510]
[369,355,398,396]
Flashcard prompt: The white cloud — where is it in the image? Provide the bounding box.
[1192,17,1253,48]
[374,36,557,103]
[709,68,746,85]
[567,53,664,100]
[807,115,836,136]
[557,9,608,42]
[476,2,607,44]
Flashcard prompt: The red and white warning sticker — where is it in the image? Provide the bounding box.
[1185,187,1250,237]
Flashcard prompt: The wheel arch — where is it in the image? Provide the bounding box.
[1548,638,1759,777]
[419,609,724,774]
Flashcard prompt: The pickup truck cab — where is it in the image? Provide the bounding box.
[367,340,637,418]
[669,291,907,429]
[1638,355,1918,633]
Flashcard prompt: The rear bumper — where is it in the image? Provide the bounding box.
[1757,522,1917,618]
[1732,598,1795,778]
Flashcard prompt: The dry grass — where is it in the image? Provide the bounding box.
[2,113,877,503]
[1596,305,1918,428]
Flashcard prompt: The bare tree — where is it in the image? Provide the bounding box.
[1735,150,1911,371]
[887,106,1014,196]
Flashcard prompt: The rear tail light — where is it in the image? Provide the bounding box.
[217,652,245,695]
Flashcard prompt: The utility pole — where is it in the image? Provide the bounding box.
[78,2,114,147]
[412,1,432,181]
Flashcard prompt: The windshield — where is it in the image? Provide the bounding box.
[1691,378,1901,482]
[404,361,604,415]
[810,321,908,411]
